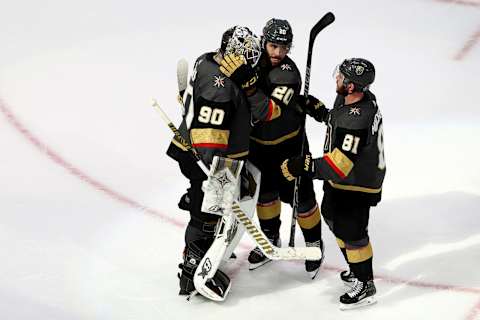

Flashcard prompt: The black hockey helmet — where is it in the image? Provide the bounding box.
[262,18,293,47]
[338,58,375,92]
[220,26,262,67]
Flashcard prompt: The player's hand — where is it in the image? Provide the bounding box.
[280,153,315,181]
[219,54,258,96]
[298,94,329,123]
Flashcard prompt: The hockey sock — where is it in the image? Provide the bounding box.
[337,238,350,267]
[346,242,373,281]
[298,204,322,242]
[257,199,281,238]
[349,258,373,282]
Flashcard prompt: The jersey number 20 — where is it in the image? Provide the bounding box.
[272,86,294,105]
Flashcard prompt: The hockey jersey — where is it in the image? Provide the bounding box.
[313,91,386,205]
[167,52,252,169]
[248,55,303,145]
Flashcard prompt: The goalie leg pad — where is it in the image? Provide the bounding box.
[202,269,231,301]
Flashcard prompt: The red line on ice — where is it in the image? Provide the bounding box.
[0,99,185,229]
[454,25,480,61]
[1,99,479,304]
[434,0,480,7]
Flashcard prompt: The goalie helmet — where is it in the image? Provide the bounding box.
[220,26,262,67]
[262,18,293,47]
[338,58,375,92]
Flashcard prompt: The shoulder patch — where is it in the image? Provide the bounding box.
[213,75,226,88]
[268,55,301,85]
[348,107,361,116]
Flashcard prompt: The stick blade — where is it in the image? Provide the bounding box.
[310,12,335,41]
[176,58,189,93]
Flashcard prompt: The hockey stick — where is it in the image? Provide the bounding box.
[176,58,188,105]
[289,12,335,247]
[151,99,322,261]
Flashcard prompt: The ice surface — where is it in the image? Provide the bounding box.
[1,0,479,319]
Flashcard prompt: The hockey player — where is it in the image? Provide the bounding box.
[166,26,262,297]
[281,58,386,309]
[220,18,326,275]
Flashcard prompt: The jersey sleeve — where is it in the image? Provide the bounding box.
[247,58,302,123]
[245,88,278,122]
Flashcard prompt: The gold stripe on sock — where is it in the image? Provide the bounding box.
[346,243,373,263]
[297,205,320,230]
[256,199,281,220]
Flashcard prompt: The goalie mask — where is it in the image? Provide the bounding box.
[220,26,262,67]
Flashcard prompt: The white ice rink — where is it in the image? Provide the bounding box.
[1,0,479,319]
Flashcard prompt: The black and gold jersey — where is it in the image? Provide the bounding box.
[167,52,252,167]
[248,55,303,145]
[312,91,386,205]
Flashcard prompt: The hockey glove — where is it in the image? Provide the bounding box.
[219,53,258,96]
[280,154,315,182]
[298,94,329,123]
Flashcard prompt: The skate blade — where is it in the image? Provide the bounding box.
[339,296,377,310]
[248,259,272,271]
[308,267,321,280]
[186,290,198,301]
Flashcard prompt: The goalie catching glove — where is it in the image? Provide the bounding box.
[281,153,315,181]
[219,54,258,96]
[297,94,329,123]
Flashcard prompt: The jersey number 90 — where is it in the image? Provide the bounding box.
[198,106,225,125]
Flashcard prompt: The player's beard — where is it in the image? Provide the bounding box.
[336,84,348,96]
[270,56,282,66]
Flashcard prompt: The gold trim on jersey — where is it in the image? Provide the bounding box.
[256,199,281,220]
[190,128,229,146]
[328,181,382,194]
[269,99,282,120]
[325,148,353,178]
[297,205,321,230]
[336,238,346,249]
[346,242,373,263]
[250,128,300,145]
[227,150,249,159]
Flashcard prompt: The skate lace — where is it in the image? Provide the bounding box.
[347,280,364,298]
[306,240,321,248]
[252,246,263,256]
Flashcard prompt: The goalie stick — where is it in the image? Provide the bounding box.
[176,58,188,105]
[150,98,322,261]
[289,12,335,247]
